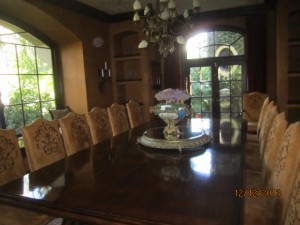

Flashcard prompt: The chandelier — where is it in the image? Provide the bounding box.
[133,0,201,57]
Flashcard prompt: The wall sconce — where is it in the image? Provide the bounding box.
[98,61,111,93]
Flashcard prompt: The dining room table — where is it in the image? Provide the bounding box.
[0,118,247,225]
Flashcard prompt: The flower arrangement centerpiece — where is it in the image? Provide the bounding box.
[150,88,191,140]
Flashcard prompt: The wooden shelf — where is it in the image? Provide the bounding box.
[114,54,141,61]
[115,79,142,84]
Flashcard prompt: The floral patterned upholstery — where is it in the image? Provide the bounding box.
[284,168,300,225]
[242,92,268,133]
[272,122,300,224]
[22,119,66,171]
[107,103,130,136]
[126,99,145,128]
[0,128,26,185]
[86,107,112,145]
[0,128,57,225]
[244,122,300,225]
[263,112,288,185]
[257,97,270,136]
[59,112,92,156]
[259,102,278,156]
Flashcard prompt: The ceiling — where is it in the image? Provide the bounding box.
[75,0,265,15]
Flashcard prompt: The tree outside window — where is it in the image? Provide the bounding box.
[0,21,55,133]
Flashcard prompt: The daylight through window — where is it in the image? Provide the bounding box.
[0,20,55,133]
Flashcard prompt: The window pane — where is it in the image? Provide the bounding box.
[230,65,242,80]
[4,105,23,133]
[17,45,37,74]
[231,81,242,96]
[0,75,21,105]
[201,98,212,112]
[231,97,242,112]
[232,37,244,55]
[201,82,212,97]
[187,31,244,59]
[190,83,201,96]
[0,20,56,131]
[219,81,230,91]
[201,67,212,81]
[20,75,39,103]
[219,66,230,80]
[42,101,55,120]
[36,48,53,74]
[191,98,201,113]
[23,103,41,125]
[39,75,55,100]
[190,67,200,82]
[214,31,241,46]
[0,44,18,74]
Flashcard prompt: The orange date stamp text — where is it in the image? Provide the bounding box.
[235,189,281,198]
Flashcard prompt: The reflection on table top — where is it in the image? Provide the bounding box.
[0,118,246,225]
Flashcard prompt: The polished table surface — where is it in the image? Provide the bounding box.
[0,118,246,225]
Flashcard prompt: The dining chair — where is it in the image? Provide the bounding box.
[283,167,300,225]
[245,100,275,172]
[262,112,288,185]
[59,112,93,156]
[271,122,300,224]
[246,96,270,144]
[107,103,130,136]
[0,128,59,225]
[22,118,66,172]
[49,106,71,120]
[244,122,300,225]
[256,96,270,137]
[241,92,268,133]
[126,99,145,128]
[259,102,278,156]
[86,107,112,145]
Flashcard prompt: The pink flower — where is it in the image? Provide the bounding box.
[155,88,190,103]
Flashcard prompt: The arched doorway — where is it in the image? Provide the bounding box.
[184,29,246,120]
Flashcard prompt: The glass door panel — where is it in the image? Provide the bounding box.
[189,66,212,118]
[217,64,243,120]
[188,63,244,120]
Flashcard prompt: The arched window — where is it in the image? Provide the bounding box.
[186,30,244,59]
[0,20,56,133]
[185,29,245,120]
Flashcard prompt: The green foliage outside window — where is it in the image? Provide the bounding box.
[0,24,55,133]
[187,30,244,119]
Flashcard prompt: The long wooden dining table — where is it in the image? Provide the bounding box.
[0,118,246,225]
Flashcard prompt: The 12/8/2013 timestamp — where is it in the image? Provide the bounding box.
[235,189,281,197]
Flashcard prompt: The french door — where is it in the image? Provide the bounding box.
[186,57,245,120]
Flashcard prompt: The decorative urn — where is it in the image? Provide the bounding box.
[150,88,191,140]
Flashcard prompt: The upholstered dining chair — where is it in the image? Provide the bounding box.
[262,112,288,185]
[259,102,278,156]
[0,128,58,225]
[241,92,268,133]
[283,167,300,225]
[107,103,130,136]
[22,118,66,172]
[246,97,270,144]
[271,122,300,224]
[256,97,270,136]
[244,122,300,225]
[59,112,93,156]
[126,99,145,128]
[245,100,275,172]
[86,107,112,145]
[49,106,71,120]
